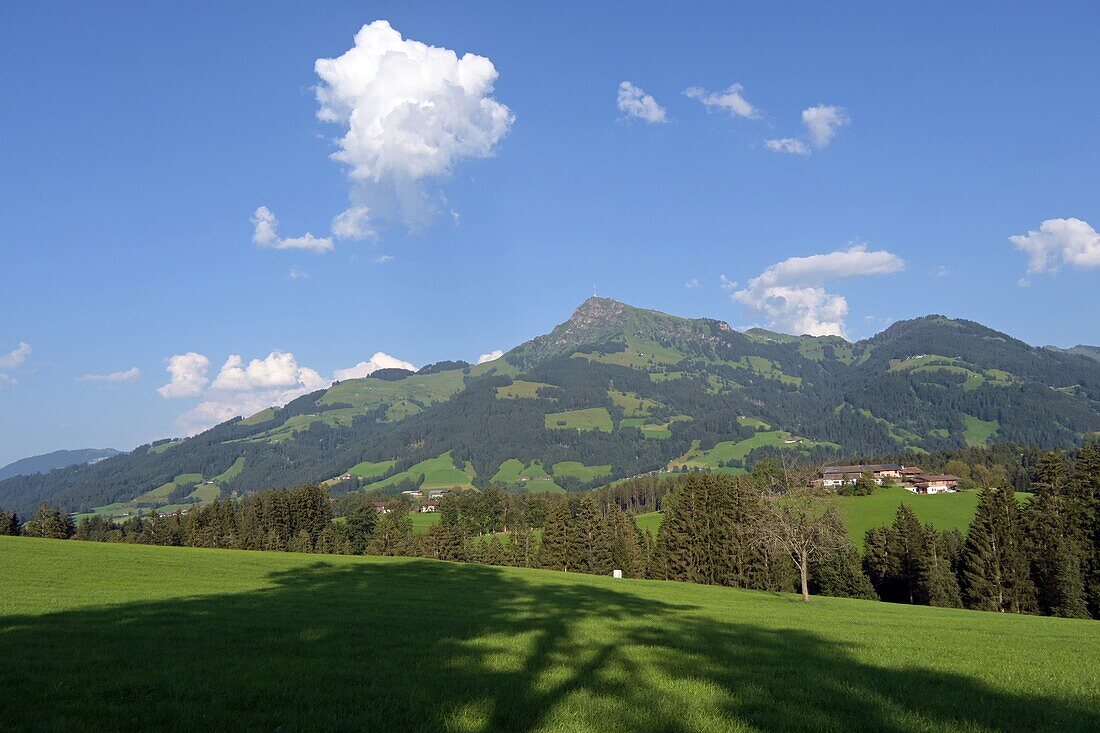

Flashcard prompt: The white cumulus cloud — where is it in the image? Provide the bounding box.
[684,84,758,119]
[332,351,417,381]
[732,245,905,338]
[210,352,325,392]
[1010,218,1100,275]
[157,353,210,398]
[476,349,504,364]
[617,81,667,123]
[0,341,32,369]
[252,206,333,253]
[764,137,810,155]
[802,105,850,148]
[316,19,514,234]
[79,367,141,384]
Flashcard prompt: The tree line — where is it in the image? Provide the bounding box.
[5,443,1098,619]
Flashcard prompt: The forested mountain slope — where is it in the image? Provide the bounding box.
[3,298,1100,517]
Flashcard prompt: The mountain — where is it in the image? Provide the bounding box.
[3,298,1100,518]
[1046,344,1100,362]
[0,448,120,482]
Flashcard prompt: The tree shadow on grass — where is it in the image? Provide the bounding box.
[1,558,1097,732]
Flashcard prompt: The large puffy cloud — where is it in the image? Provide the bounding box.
[157,353,210,398]
[684,83,758,119]
[802,105,849,148]
[210,352,326,392]
[79,367,141,384]
[1010,218,1100,275]
[617,81,667,123]
[316,20,514,235]
[0,341,31,369]
[252,206,333,253]
[332,351,417,381]
[476,349,503,364]
[732,245,905,337]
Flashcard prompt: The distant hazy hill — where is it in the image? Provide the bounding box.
[1047,344,1100,362]
[0,448,120,482]
[3,298,1099,517]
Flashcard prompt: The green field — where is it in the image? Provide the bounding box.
[669,431,836,470]
[411,511,442,533]
[634,511,663,536]
[545,407,613,432]
[631,487,1031,549]
[213,457,246,483]
[496,380,555,400]
[552,461,611,483]
[363,452,475,492]
[962,414,999,447]
[347,459,396,480]
[2,537,1098,731]
[490,460,566,493]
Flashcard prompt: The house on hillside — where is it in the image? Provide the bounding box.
[815,464,907,487]
[427,489,449,500]
[908,474,961,494]
[373,501,390,515]
[419,502,439,513]
[401,489,423,498]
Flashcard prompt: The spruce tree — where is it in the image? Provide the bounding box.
[1072,441,1100,617]
[889,504,929,604]
[962,488,1037,613]
[922,528,963,608]
[343,504,377,555]
[289,529,313,554]
[537,500,574,571]
[1025,484,1088,618]
[862,526,892,598]
[573,496,610,574]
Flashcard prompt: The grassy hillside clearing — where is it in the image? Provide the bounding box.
[362,452,476,492]
[495,380,555,400]
[347,459,396,480]
[634,486,1032,550]
[669,432,837,470]
[551,461,611,483]
[2,537,1097,732]
[963,414,1000,446]
[490,460,567,493]
[545,407,613,432]
[213,456,246,483]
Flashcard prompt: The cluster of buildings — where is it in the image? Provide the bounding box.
[372,488,451,514]
[814,463,961,494]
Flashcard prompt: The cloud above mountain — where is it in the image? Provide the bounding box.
[332,352,417,381]
[157,349,416,435]
[732,245,905,337]
[1010,218,1100,275]
[316,20,514,237]
[476,349,503,364]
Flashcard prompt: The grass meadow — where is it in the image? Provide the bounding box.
[2,537,1099,732]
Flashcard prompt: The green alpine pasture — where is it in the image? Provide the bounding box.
[631,486,1032,549]
[544,407,613,432]
[489,460,566,493]
[362,451,476,492]
[2,537,1098,732]
[496,380,555,400]
[347,459,396,480]
[669,431,838,470]
[962,414,1000,447]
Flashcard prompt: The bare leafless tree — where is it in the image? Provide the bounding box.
[754,460,846,602]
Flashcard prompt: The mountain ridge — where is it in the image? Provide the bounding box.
[3,298,1099,518]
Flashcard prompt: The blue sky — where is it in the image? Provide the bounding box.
[1,1,1098,465]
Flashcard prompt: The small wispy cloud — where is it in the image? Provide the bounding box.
[684,84,758,119]
[617,81,667,123]
[371,254,395,265]
[685,277,702,289]
[78,367,141,384]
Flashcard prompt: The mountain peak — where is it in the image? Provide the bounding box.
[505,297,735,369]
